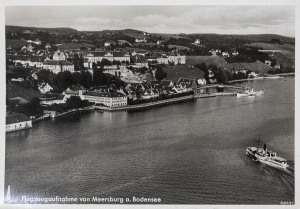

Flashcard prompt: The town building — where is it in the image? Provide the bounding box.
[222,52,230,58]
[135,38,147,43]
[53,50,67,60]
[38,83,53,94]
[85,51,130,63]
[6,113,32,132]
[194,39,201,44]
[135,58,149,68]
[45,43,51,50]
[132,50,148,57]
[43,60,74,74]
[11,55,44,67]
[80,90,127,107]
[232,51,239,56]
[156,53,186,65]
[39,94,68,106]
[197,78,207,85]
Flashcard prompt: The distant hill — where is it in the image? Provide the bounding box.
[6,25,79,35]
[6,25,294,44]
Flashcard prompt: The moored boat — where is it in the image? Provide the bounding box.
[255,89,264,95]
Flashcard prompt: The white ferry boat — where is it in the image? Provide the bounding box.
[255,89,264,95]
[237,91,250,97]
[249,88,256,96]
[246,144,289,170]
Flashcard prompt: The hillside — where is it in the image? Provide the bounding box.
[6,25,79,35]
[57,43,96,50]
[249,42,295,59]
[6,39,28,48]
[6,81,41,100]
[163,64,205,82]
[186,56,227,67]
[223,60,273,74]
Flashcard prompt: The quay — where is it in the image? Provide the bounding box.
[94,95,195,111]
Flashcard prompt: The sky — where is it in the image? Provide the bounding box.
[5,5,295,37]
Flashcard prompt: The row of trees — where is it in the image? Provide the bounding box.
[195,63,249,84]
[43,96,91,113]
[36,69,125,92]
[7,97,43,117]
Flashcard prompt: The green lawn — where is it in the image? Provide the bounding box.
[57,43,96,50]
[163,64,205,82]
[249,42,295,59]
[186,56,227,67]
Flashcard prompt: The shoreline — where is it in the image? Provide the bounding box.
[94,95,195,111]
[227,75,291,83]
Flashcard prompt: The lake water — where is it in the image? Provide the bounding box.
[5,78,295,204]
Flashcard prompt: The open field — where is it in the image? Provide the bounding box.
[163,64,205,82]
[186,56,227,67]
[249,42,295,59]
[6,39,29,48]
[168,45,190,50]
[57,43,95,50]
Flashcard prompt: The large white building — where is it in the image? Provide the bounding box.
[43,60,75,74]
[85,51,130,63]
[156,53,186,65]
[39,94,68,106]
[6,114,32,132]
[80,90,127,107]
[53,50,67,60]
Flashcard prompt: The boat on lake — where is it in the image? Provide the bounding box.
[246,144,289,170]
[255,89,264,95]
[249,88,256,96]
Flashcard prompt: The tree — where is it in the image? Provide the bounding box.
[100,58,112,66]
[79,54,84,70]
[73,72,82,85]
[49,73,57,85]
[73,53,80,71]
[195,63,209,82]
[155,67,167,81]
[80,71,93,88]
[56,71,74,91]
[93,68,106,86]
[36,69,51,83]
[216,68,228,84]
[66,96,83,109]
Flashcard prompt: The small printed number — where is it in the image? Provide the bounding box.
[280,201,294,205]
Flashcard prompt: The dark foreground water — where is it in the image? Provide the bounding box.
[5,78,294,204]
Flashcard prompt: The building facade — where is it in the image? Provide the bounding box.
[80,91,127,107]
[43,60,75,74]
[85,51,130,63]
[6,114,32,132]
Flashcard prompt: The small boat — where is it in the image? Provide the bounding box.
[249,88,256,96]
[237,91,250,97]
[237,84,250,97]
[255,89,264,95]
[246,143,289,170]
